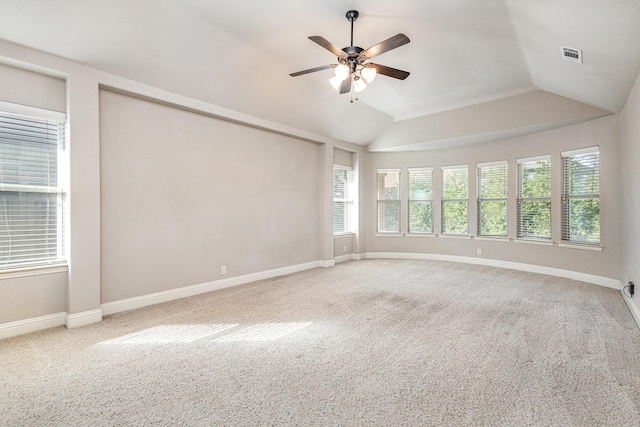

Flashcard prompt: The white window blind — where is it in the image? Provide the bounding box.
[0,108,66,269]
[441,165,468,234]
[477,161,508,237]
[517,156,551,240]
[408,168,433,234]
[562,147,600,244]
[377,169,400,233]
[333,166,354,234]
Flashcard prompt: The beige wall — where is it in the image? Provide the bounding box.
[0,36,632,334]
[369,91,610,152]
[0,38,341,328]
[0,63,66,112]
[620,72,640,311]
[366,115,621,279]
[334,235,354,259]
[0,272,66,324]
[99,90,324,303]
[0,62,72,324]
[334,148,353,168]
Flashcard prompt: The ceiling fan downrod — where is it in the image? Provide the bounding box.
[346,10,359,47]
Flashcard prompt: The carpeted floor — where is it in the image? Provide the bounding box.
[2,259,640,426]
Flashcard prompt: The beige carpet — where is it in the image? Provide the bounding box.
[2,259,640,426]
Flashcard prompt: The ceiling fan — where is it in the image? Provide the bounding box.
[290,10,411,96]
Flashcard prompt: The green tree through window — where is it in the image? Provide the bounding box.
[408,168,433,233]
[517,157,551,239]
[562,148,600,244]
[477,162,508,236]
[442,166,468,234]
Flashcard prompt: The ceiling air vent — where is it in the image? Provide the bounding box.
[561,46,582,63]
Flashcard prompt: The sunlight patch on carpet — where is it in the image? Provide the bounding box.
[97,324,238,344]
[214,322,312,342]
[96,322,312,344]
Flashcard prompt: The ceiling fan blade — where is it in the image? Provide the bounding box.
[339,77,352,94]
[368,63,410,80]
[289,64,337,77]
[360,34,410,59]
[308,36,347,58]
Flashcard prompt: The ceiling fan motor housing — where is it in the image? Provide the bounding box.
[340,46,365,71]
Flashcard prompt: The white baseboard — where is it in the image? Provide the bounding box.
[1,260,324,338]
[101,260,324,316]
[65,309,103,329]
[0,312,65,340]
[621,288,640,330]
[5,255,628,339]
[334,254,353,264]
[335,254,364,263]
[320,259,336,268]
[364,252,620,289]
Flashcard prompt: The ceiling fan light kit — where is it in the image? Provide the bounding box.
[290,10,410,101]
[334,63,350,81]
[361,66,377,83]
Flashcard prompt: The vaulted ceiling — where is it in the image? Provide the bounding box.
[1,0,639,150]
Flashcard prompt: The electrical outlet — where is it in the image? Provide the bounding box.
[630,282,635,297]
[477,248,482,256]
[221,265,227,275]
[343,246,347,253]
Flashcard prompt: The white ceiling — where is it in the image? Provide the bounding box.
[0,0,639,148]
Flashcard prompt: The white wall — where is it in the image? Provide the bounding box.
[620,72,640,314]
[366,115,621,280]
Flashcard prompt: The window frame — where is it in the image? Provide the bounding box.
[408,167,434,235]
[477,160,508,237]
[333,165,355,235]
[376,169,401,234]
[561,146,600,246]
[0,101,67,271]
[441,165,469,235]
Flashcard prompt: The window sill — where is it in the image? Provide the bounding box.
[375,233,403,237]
[334,232,355,238]
[474,236,510,242]
[557,243,603,252]
[406,233,436,238]
[440,234,472,240]
[0,263,68,280]
[513,238,554,246]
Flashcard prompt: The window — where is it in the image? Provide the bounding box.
[562,147,600,244]
[333,166,354,234]
[0,105,66,269]
[408,168,433,234]
[517,156,551,240]
[477,161,508,237]
[441,165,468,234]
[377,169,400,233]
